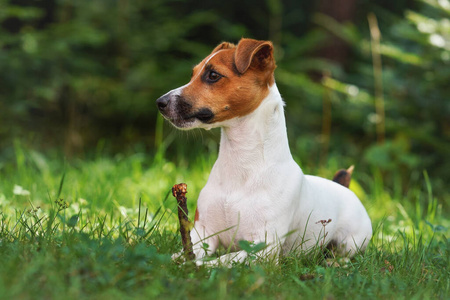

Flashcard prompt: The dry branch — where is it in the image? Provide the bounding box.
[172,183,195,261]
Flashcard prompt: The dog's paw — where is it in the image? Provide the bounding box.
[171,250,186,263]
[194,257,221,267]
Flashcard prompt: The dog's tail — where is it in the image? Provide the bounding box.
[332,165,354,188]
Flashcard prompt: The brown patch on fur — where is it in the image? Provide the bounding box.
[181,38,277,123]
[332,165,354,188]
[211,42,236,53]
[234,39,275,85]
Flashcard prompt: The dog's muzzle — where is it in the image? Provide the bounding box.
[156,93,215,126]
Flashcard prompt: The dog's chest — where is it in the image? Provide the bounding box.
[199,186,270,245]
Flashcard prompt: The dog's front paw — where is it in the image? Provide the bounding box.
[171,250,186,263]
[194,257,220,267]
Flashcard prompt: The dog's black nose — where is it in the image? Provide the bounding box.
[156,95,169,111]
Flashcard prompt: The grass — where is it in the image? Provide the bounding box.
[0,145,448,299]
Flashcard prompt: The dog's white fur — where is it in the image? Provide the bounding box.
[186,84,371,265]
[159,43,372,266]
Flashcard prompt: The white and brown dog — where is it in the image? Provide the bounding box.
[157,38,372,266]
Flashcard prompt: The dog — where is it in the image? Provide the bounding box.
[156,38,372,266]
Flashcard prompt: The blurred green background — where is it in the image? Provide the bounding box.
[0,0,449,201]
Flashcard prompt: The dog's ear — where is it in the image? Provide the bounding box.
[211,42,236,54]
[234,39,274,74]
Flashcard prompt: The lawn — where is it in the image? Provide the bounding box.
[0,144,448,299]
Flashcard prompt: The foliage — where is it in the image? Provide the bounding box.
[361,0,450,192]
[277,0,450,197]
[0,0,222,154]
[0,0,448,200]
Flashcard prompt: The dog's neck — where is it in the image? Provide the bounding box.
[214,84,295,182]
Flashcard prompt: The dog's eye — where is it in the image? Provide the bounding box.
[206,70,222,83]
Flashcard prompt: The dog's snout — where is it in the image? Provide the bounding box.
[193,108,215,123]
[156,95,170,111]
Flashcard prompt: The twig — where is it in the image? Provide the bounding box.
[172,183,195,261]
[316,219,332,249]
[320,70,332,166]
[368,13,385,144]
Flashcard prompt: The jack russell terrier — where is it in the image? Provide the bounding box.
[156,38,372,266]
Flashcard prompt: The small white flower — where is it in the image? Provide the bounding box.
[119,206,128,217]
[79,198,88,206]
[13,185,30,196]
[0,194,7,204]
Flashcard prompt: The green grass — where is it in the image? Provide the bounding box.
[0,146,448,299]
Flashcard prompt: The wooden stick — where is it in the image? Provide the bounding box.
[172,183,195,261]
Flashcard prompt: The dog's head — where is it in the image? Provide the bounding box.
[156,38,276,129]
